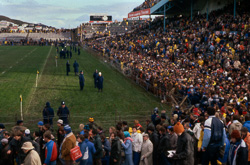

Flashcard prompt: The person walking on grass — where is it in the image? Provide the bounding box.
[79,71,85,91]
[73,60,79,76]
[97,72,104,92]
[66,61,70,76]
[93,69,98,88]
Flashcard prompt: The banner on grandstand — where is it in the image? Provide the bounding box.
[89,14,112,23]
[128,8,150,18]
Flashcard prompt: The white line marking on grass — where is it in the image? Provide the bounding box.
[26,46,52,113]
[1,48,37,75]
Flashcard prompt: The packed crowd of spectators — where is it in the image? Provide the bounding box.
[132,0,161,12]
[1,104,250,165]
[87,4,250,114]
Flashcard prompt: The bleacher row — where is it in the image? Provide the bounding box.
[83,22,134,38]
[0,32,71,42]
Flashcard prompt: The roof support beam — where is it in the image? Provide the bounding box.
[191,0,193,21]
[234,0,236,19]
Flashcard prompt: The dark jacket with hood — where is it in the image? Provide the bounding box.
[172,131,194,165]
[110,136,122,165]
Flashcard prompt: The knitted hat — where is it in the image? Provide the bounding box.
[124,131,131,138]
[231,130,241,139]
[38,121,44,126]
[64,125,71,133]
[25,129,30,135]
[17,120,23,125]
[154,107,159,114]
[174,122,185,134]
[167,126,173,129]
[89,117,94,123]
[84,125,90,131]
[57,119,63,125]
[46,102,50,107]
[0,123,5,129]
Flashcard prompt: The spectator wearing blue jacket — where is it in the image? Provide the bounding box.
[44,131,57,165]
[218,136,230,164]
[101,134,111,165]
[121,131,134,165]
[83,133,96,165]
[76,135,88,165]
[243,115,250,132]
[201,107,226,165]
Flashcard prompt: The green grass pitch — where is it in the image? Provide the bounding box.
[0,46,169,133]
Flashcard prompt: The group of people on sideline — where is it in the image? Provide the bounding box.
[1,104,250,165]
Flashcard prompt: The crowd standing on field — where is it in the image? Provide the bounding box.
[1,104,250,165]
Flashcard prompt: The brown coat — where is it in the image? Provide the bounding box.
[23,150,41,165]
[61,132,76,160]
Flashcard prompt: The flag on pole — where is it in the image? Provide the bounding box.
[37,70,39,74]
[20,95,22,102]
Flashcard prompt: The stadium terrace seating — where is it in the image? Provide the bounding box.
[0,33,27,42]
[28,32,71,41]
[0,32,71,42]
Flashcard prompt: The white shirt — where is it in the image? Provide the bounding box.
[131,132,143,152]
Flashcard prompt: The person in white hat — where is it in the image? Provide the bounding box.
[22,142,41,165]
[140,133,153,165]
[24,129,32,140]
[1,138,12,164]
[97,72,104,92]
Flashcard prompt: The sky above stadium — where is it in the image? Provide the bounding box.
[0,0,144,28]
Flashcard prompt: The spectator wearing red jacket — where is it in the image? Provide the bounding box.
[44,131,57,165]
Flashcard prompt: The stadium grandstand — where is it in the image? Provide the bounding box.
[85,0,250,110]
[84,1,250,163]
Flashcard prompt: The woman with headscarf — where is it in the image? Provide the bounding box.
[121,131,134,165]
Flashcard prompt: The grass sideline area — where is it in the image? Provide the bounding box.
[0,46,169,133]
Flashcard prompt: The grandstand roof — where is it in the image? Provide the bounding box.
[151,0,207,15]
[128,0,235,17]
